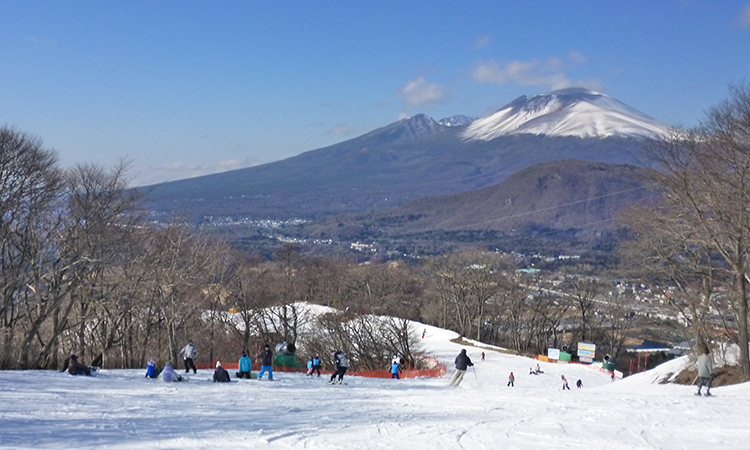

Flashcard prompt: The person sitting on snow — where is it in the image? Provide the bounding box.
[160,362,183,382]
[213,361,231,382]
[64,354,92,376]
[145,358,159,379]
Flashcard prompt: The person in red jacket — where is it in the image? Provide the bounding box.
[507,372,515,387]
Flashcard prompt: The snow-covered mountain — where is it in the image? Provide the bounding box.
[462,88,670,140]
[438,114,476,127]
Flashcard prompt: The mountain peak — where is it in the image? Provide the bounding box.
[462,88,670,140]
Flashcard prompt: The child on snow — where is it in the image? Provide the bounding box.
[213,361,231,382]
[561,375,570,390]
[306,357,314,376]
[312,355,321,377]
[507,372,515,387]
[576,379,583,389]
[237,351,253,379]
[391,360,402,379]
[160,362,183,382]
[145,358,159,379]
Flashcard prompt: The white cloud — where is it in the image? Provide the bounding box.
[325,124,357,136]
[470,53,601,91]
[740,4,750,28]
[399,77,447,109]
[568,50,588,64]
[475,34,491,49]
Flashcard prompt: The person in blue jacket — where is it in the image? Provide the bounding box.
[145,358,158,379]
[237,350,253,379]
[391,360,402,379]
[312,354,321,377]
[306,357,314,376]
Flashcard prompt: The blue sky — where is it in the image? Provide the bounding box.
[2,1,749,185]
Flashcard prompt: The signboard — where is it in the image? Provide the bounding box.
[577,342,596,364]
[547,348,560,360]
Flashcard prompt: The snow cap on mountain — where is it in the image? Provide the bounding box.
[462,88,670,140]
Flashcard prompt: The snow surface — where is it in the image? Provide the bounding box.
[1,321,747,449]
[463,88,671,140]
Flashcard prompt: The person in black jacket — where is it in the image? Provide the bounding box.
[213,361,231,382]
[257,344,274,380]
[448,349,473,386]
[329,350,349,384]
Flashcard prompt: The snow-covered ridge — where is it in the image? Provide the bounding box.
[462,87,671,140]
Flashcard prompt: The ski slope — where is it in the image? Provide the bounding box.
[0,322,747,449]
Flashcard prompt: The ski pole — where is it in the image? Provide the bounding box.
[472,366,478,380]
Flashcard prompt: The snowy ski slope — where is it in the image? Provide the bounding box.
[0,321,747,449]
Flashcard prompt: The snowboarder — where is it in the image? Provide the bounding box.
[422,328,426,339]
[561,374,570,390]
[329,350,349,384]
[160,362,183,382]
[448,349,474,387]
[508,372,515,387]
[391,360,402,379]
[213,361,231,382]
[306,357,314,376]
[312,354,322,377]
[536,363,542,374]
[237,350,253,379]
[481,352,485,361]
[696,344,714,396]
[145,358,159,379]
[576,379,583,389]
[179,339,197,374]
[257,344,274,380]
[64,354,92,376]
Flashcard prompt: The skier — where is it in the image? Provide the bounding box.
[160,362,183,382]
[507,372,515,387]
[576,379,583,389]
[312,354,322,377]
[179,339,197,374]
[329,350,349,384]
[561,374,570,390]
[448,349,474,387]
[237,350,253,379]
[257,344,274,380]
[422,328,426,339]
[64,354,92,376]
[696,344,714,396]
[213,361,231,382]
[391,359,402,379]
[536,363,542,374]
[306,357,314,376]
[481,352,485,361]
[145,358,159,379]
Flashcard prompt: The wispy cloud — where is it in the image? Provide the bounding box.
[399,77,447,109]
[740,3,750,28]
[475,34,491,49]
[470,53,601,91]
[27,36,55,48]
[144,157,256,183]
[325,123,357,136]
